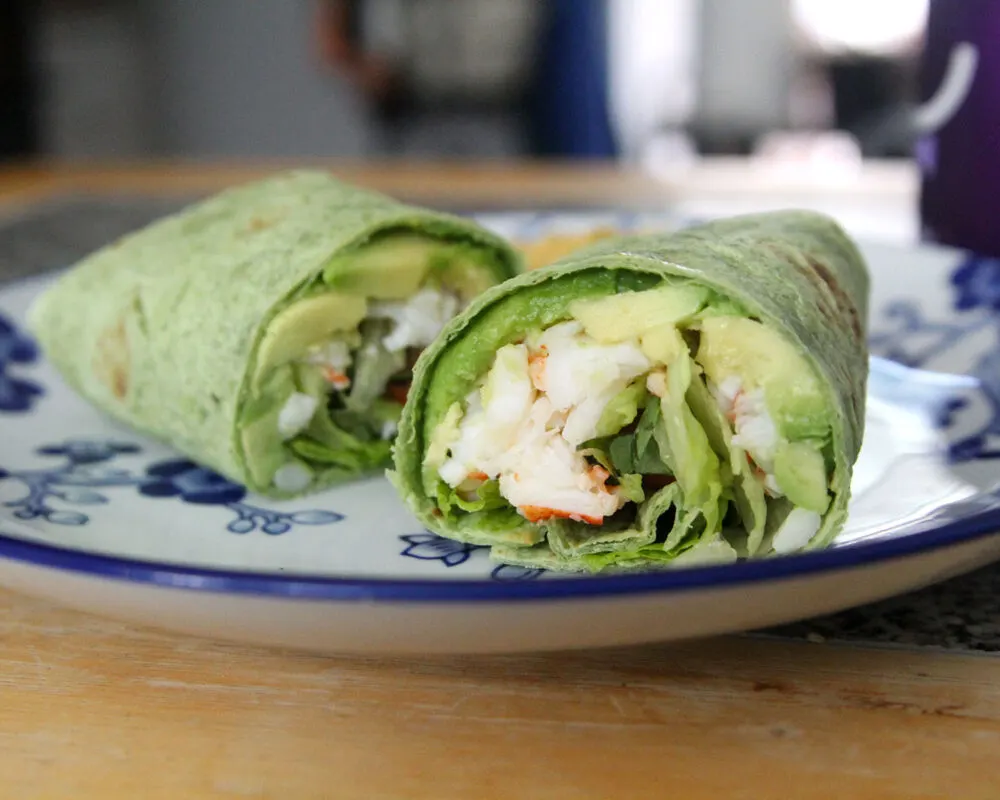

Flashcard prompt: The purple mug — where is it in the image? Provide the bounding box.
[918,0,1000,256]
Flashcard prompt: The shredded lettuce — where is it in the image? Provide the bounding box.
[684,363,767,553]
[288,435,391,472]
[346,320,406,412]
[594,381,647,440]
[288,403,393,472]
[490,527,737,573]
[436,478,508,515]
[656,354,725,534]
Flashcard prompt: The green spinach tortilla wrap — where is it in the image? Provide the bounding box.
[28,170,520,497]
[390,211,870,572]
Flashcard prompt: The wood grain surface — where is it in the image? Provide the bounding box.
[1,588,997,800]
[0,161,992,800]
[0,158,916,210]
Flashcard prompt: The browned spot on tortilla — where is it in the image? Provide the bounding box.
[93,318,130,401]
[802,256,864,343]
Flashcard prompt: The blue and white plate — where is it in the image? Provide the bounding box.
[2,211,1000,654]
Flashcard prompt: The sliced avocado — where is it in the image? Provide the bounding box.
[434,251,499,303]
[323,234,437,300]
[773,440,830,513]
[569,283,709,343]
[255,292,367,385]
[696,316,829,441]
[640,323,686,365]
[325,232,500,302]
[424,402,463,473]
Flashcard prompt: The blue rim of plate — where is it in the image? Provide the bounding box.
[0,506,996,602]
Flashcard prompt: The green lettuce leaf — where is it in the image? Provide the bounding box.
[290,405,392,472]
[578,440,615,473]
[655,354,725,535]
[489,529,737,573]
[436,478,508,515]
[543,482,682,558]
[594,381,648,440]
[346,320,406,413]
[684,363,768,553]
[616,473,646,504]
[288,435,391,472]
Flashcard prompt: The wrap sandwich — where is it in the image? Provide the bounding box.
[391,211,870,571]
[29,171,521,497]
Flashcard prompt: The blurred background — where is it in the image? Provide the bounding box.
[1,0,928,167]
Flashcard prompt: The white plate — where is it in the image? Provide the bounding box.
[2,211,1000,654]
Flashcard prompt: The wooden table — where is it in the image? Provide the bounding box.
[2,160,995,800]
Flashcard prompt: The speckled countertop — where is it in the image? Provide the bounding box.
[3,195,998,656]
[768,562,1000,652]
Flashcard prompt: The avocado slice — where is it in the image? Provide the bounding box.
[255,292,367,386]
[568,283,709,343]
[324,232,503,303]
[424,402,464,475]
[773,440,830,513]
[323,234,439,300]
[696,316,829,441]
[433,247,503,302]
[639,323,686,365]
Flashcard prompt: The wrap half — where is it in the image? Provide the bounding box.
[29,171,520,497]
[391,211,870,572]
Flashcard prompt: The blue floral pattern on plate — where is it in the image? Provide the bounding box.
[0,439,342,533]
[398,533,545,581]
[0,312,42,413]
[870,254,1000,461]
